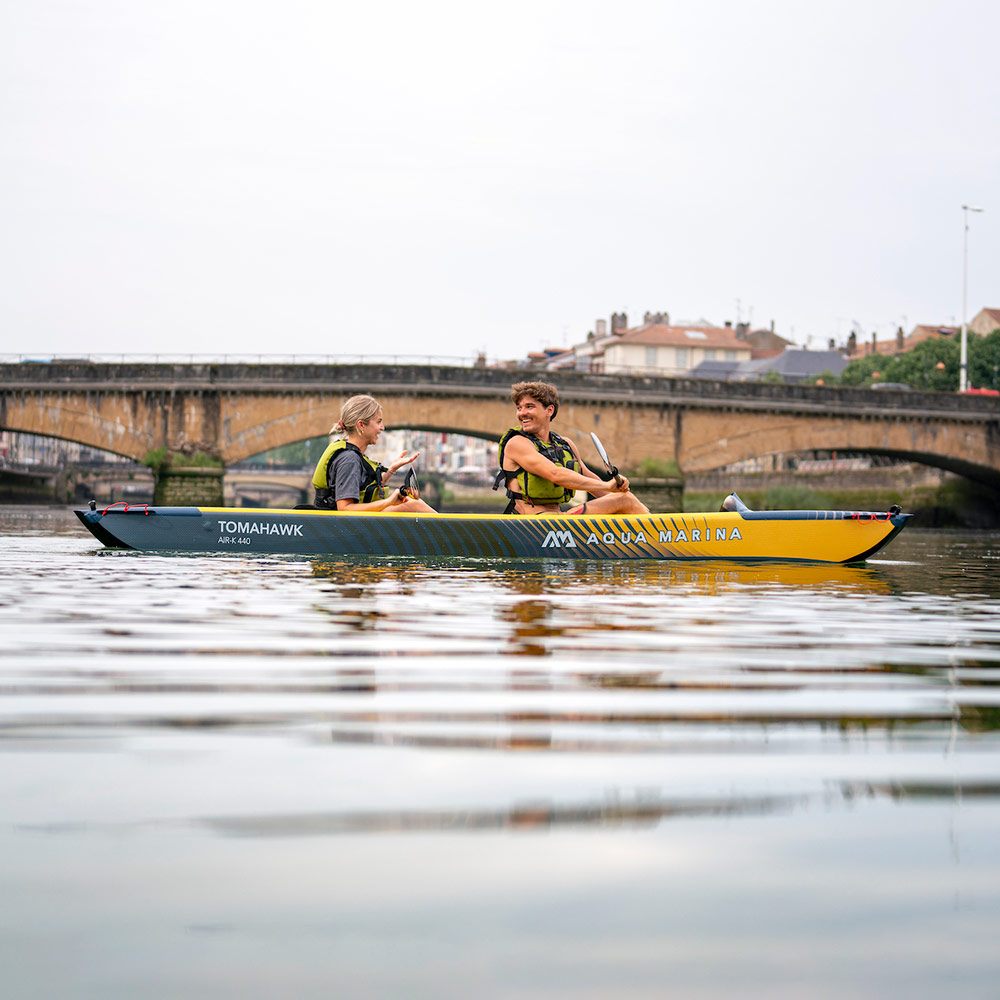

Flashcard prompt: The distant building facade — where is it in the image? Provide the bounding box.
[532,313,754,376]
[375,430,494,483]
[600,323,751,375]
[969,307,1000,336]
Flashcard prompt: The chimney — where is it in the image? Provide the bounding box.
[895,326,904,352]
[595,318,607,338]
[611,312,628,332]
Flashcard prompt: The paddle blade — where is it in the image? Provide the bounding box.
[401,466,418,498]
[590,432,612,470]
[590,432,622,485]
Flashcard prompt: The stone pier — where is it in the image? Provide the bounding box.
[149,455,226,506]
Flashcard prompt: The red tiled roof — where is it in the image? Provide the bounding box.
[906,324,958,347]
[745,329,793,351]
[613,324,749,350]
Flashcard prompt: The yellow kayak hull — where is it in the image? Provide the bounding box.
[75,499,911,564]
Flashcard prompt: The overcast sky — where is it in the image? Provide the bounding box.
[1,0,997,361]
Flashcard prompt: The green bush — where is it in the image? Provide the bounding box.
[142,447,169,469]
[142,447,223,470]
[170,452,224,469]
[762,485,833,510]
[633,457,681,478]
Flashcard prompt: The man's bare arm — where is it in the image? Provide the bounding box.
[505,436,629,495]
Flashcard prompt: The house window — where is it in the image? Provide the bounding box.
[704,350,716,361]
[675,348,689,369]
[725,350,737,361]
[645,346,657,367]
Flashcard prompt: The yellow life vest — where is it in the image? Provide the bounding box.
[494,428,579,506]
[312,440,385,505]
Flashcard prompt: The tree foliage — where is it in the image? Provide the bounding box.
[970,328,1000,390]
[836,329,1000,391]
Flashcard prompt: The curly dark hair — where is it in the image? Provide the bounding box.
[510,381,559,420]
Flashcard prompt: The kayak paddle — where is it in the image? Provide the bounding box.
[590,432,624,488]
[399,466,418,499]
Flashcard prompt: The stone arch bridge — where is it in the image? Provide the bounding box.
[2,362,998,504]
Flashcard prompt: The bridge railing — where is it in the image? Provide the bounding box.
[3,357,998,418]
[0,352,493,367]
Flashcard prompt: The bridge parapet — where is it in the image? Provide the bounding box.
[2,362,998,420]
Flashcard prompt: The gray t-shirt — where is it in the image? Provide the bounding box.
[330,449,365,503]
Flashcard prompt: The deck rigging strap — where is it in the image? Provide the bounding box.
[101,501,150,516]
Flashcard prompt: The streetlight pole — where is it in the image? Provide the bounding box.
[960,204,984,392]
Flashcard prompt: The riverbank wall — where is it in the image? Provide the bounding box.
[442,466,999,528]
[684,465,1000,529]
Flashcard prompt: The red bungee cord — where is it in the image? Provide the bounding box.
[101,502,150,516]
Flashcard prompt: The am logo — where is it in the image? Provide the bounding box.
[541,529,576,548]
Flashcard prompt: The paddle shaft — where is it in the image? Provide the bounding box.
[590,432,623,488]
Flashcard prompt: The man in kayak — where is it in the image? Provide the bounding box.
[312,394,436,512]
[495,381,649,516]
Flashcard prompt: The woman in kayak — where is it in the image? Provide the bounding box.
[311,395,435,512]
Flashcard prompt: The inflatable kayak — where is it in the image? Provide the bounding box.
[74,495,911,564]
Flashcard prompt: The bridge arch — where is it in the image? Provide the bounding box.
[219,392,527,465]
[3,364,999,495]
[676,407,1000,488]
[0,397,154,464]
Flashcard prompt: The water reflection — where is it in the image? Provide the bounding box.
[3,509,1000,997]
[203,792,806,838]
[309,556,894,596]
[199,774,1000,839]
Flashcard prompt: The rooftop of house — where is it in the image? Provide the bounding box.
[689,360,744,379]
[741,328,793,352]
[691,348,848,381]
[909,324,958,340]
[609,323,750,351]
[763,348,849,378]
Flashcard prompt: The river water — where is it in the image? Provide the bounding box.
[2,505,999,999]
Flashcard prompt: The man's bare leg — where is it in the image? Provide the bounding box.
[567,492,649,516]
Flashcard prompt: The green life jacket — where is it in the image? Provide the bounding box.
[493,428,579,507]
[312,440,386,505]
